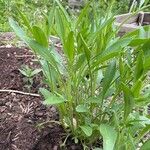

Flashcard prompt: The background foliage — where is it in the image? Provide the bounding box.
[1,0,149,32]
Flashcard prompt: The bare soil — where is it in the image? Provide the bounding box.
[0,47,82,150]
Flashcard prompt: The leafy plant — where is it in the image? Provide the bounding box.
[9,0,150,149]
[19,65,41,90]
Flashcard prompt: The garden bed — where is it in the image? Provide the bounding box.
[0,47,81,150]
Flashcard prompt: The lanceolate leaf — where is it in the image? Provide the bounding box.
[76,0,94,27]
[31,68,42,77]
[9,18,28,42]
[16,7,33,33]
[92,38,131,68]
[9,18,58,71]
[134,51,144,81]
[99,124,117,150]
[32,26,49,48]
[132,79,142,97]
[64,31,75,61]
[121,83,134,121]
[55,0,70,22]
[40,88,65,105]
[76,105,88,113]
[102,61,116,98]
[80,125,93,137]
[79,34,91,62]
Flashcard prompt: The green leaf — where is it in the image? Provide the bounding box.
[80,125,93,137]
[136,125,150,143]
[27,40,59,72]
[64,31,75,61]
[31,68,42,77]
[55,8,66,43]
[135,93,150,105]
[92,38,131,68]
[87,97,102,104]
[74,53,86,71]
[129,39,149,47]
[143,40,150,70]
[99,124,117,150]
[19,69,29,77]
[134,51,144,81]
[32,26,48,48]
[55,0,70,22]
[40,88,65,105]
[9,18,59,72]
[16,7,33,33]
[76,105,88,113]
[123,26,150,39]
[45,6,55,36]
[76,0,94,27]
[140,139,150,150]
[79,34,91,62]
[102,61,116,97]
[121,83,134,121]
[9,18,28,42]
[132,79,142,97]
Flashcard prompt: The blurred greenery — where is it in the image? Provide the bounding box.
[0,0,149,32]
[0,0,59,31]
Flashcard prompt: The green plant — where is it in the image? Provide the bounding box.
[129,0,150,12]
[9,0,150,149]
[19,65,41,89]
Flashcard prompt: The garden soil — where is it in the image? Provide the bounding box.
[0,47,82,150]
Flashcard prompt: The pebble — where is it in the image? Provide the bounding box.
[0,106,6,113]
[35,111,44,117]
[6,102,12,106]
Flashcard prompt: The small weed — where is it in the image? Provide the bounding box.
[19,65,41,90]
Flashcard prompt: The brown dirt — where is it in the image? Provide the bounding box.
[0,47,82,150]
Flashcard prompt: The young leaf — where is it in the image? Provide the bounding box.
[99,124,117,150]
[16,7,33,33]
[102,61,116,98]
[76,0,93,27]
[54,0,70,22]
[80,125,93,137]
[76,105,88,113]
[121,83,134,121]
[79,34,91,62]
[64,31,75,62]
[9,18,28,42]
[132,79,142,97]
[31,68,42,77]
[92,38,131,68]
[55,8,65,43]
[40,88,65,105]
[45,6,55,36]
[134,51,144,81]
[32,26,49,48]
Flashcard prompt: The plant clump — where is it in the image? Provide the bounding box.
[9,0,150,149]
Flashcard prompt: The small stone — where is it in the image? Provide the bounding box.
[6,102,11,106]
[0,106,6,112]
[50,107,56,113]
[11,92,16,96]
[35,111,44,117]
[13,97,20,102]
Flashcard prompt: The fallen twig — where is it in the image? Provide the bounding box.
[0,89,40,97]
